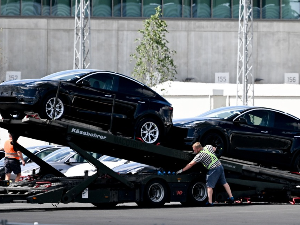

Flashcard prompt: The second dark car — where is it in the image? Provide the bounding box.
[167,106,300,172]
[0,69,173,144]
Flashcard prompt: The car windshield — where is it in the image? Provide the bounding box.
[22,147,39,162]
[198,106,250,119]
[43,148,73,162]
[41,69,96,81]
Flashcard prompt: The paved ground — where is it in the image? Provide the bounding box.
[0,202,299,225]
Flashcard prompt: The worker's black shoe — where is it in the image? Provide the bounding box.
[205,202,213,207]
[227,196,234,204]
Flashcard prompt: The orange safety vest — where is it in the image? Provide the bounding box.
[4,139,20,160]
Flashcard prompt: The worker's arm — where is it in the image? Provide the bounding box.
[17,151,25,166]
[176,161,197,174]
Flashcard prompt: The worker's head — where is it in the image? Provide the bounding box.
[192,142,202,154]
[8,132,12,140]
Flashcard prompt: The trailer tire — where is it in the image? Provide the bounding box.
[141,179,168,207]
[92,203,118,208]
[201,132,225,158]
[181,181,207,206]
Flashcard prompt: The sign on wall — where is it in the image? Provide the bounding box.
[215,73,229,83]
[284,73,299,84]
[6,71,21,81]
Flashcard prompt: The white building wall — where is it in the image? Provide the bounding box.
[0,18,299,84]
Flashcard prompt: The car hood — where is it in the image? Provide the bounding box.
[65,160,130,177]
[173,117,217,127]
[64,163,92,177]
[1,79,57,87]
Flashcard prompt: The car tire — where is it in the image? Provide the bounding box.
[201,132,225,158]
[181,180,207,206]
[141,179,168,207]
[136,118,161,144]
[1,110,25,120]
[39,94,65,120]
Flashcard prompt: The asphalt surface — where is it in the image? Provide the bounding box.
[0,202,299,225]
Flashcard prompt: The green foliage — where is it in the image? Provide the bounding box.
[130,6,177,87]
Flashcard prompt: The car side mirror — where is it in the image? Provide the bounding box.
[234,117,247,124]
[68,158,77,163]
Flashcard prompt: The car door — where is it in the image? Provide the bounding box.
[71,72,118,127]
[230,109,275,163]
[268,111,300,165]
[114,76,149,129]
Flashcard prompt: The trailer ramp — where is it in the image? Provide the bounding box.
[0,117,194,171]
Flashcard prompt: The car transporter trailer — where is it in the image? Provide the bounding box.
[0,117,300,207]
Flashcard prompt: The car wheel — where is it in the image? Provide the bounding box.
[40,95,65,120]
[136,118,161,144]
[1,110,25,119]
[141,179,168,207]
[201,132,225,158]
[292,154,300,172]
[181,180,207,206]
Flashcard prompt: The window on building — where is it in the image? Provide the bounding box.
[42,0,50,15]
[262,0,280,19]
[1,0,20,15]
[183,0,191,17]
[113,0,121,16]
[22,0,41,15]
[143,0,161,17]
[0,0,299,20]
[282,0,300,19]
[213,0,230,18]
[163,0,181,17]
[123,0,141,17]
[93,0,112,17]
[232,0,239,18]
[52,0,71,16]
[253,0,261,18]
[193,0,211,18]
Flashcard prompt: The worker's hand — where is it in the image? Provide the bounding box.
[21,160,25,166]
[176,169,183,175]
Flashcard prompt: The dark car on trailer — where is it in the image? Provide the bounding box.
[166,106,300,171]
[0,69,173,144]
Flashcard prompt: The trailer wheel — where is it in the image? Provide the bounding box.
[92,203,118,208]
[39,94,65,120]
[181,181,207,206]
[201,132,225,158]
[136,118,161,144]
[141,179,168,207]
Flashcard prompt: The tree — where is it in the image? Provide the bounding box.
[130,6,177,87]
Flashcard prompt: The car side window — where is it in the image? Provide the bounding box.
[118,77,144,97]
[36,149,58,159]
[83,73,118,92]
[243,110,274,127]
[274,112,300,130]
